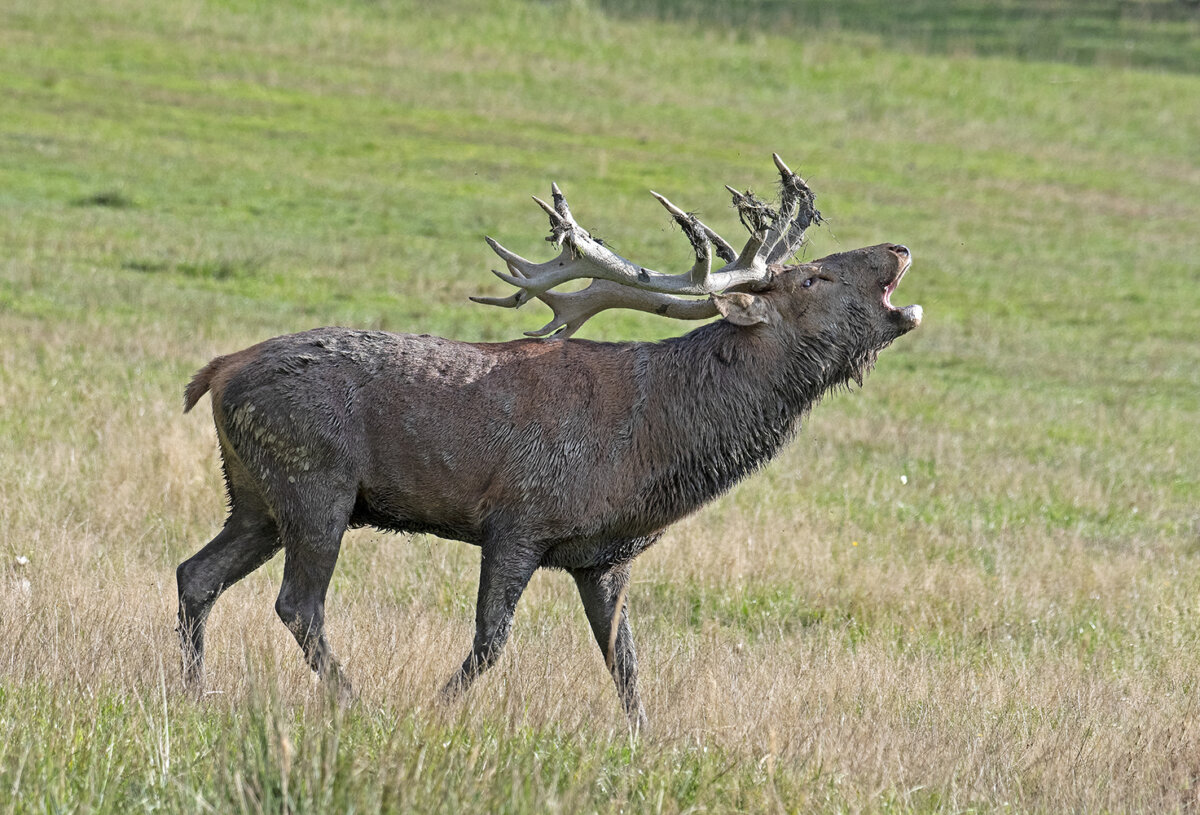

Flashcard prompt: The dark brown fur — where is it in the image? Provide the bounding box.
[176,244,920,725]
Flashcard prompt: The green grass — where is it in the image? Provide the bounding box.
[594,0,1200,73]
[2,0,1200,811]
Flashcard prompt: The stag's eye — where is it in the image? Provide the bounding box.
[802,277,815,288]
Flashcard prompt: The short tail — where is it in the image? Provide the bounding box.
[183,356,227,413]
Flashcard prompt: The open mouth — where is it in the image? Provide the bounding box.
[883,262,908,310]
[883,248,922,328]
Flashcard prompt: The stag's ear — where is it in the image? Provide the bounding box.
[712,292,775,327]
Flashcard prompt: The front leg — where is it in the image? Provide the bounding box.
[442,539,540,699]
[571,561,648,730]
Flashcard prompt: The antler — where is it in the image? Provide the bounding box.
[471,154,822,337]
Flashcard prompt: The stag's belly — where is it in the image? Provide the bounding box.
[353,417,645,546]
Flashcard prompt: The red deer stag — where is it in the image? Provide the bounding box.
[177,156,922,726]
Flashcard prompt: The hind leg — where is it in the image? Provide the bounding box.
[273,495,355,700]
[571,561,647,729]
[177,509,280,688]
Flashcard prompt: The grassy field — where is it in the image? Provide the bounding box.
[2,0,1199,811]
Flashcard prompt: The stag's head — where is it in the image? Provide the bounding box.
[473,155,922,358]
[715,243,922,349]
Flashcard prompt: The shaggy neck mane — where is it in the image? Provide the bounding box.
[623,319,874,528]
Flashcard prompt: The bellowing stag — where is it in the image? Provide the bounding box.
[176,156,921,726]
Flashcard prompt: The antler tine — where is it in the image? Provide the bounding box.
[531,194,562,222]
[763,154,822,264]
[539,182,589,246]
[723,185,774,270]
[651,190,736,264]
[469,290,526,309]
[650,191,714,287]
[484,236,548,292]
[483,236,528,273]
[531,194,574,247]
[703,225,738,264]
[550,182,572,220]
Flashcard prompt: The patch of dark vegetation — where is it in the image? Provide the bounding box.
[73,190,136,209]
[177,259,260,280]
[122,257,262,280]
[122,260,169,274]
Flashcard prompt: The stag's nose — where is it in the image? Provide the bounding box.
[888,244,910,258]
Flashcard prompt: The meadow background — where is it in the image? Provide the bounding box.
[2,0,1199,811]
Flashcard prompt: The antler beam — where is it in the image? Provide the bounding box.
[471,154,821,337]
